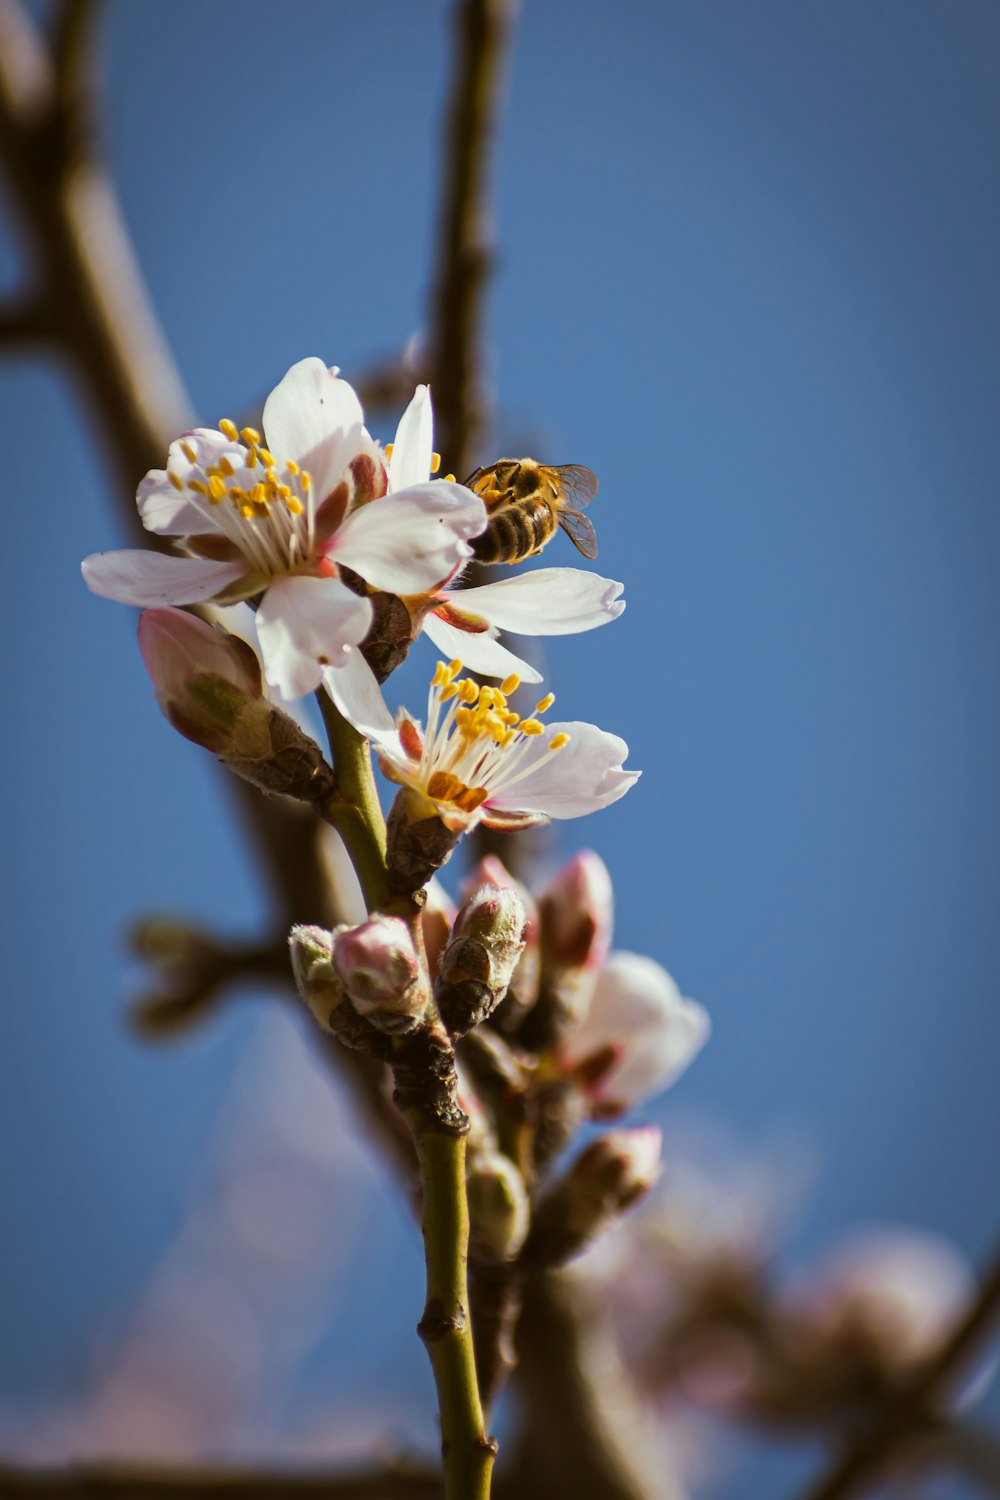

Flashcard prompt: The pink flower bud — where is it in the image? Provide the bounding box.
[540,849,614,972]
[333,916,429,1033]
[436,884,527,1036]
[138,607,262,751]
[463,857,541,1020]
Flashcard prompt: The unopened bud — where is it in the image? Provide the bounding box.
[436,885,527,1037]
[333,916,430,1034]
[540,849,614,972]
[139,608,335,804]
[289,924,344,1031]
[386,791,462,896]
[464,857,541,1027]
[467,1151,531,1261]
[523,1125,662,1268]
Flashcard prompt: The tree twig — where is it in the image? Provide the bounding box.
[0,1460,442,1498]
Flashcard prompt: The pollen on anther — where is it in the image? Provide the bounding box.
[181,440,197,464]
[219,418,239,441]
[430,451,442,474]
[240,426,262,447]
[536,693,555,713]
[549,733,570,751]
[520,719,544,736]
[208,475,227,501]
[384,443,394,460]
[168,471,184,491]
[501,673,520,696]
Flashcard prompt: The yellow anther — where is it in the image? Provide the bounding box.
[219,418,239,441]
[287,459,300,475]
[520,719,544,736]
[549,733,570,751]
[535,693,555,713]
[230,486,246,502]
[245,450,257,469]
[286,496,304,515]
[500,673,520,696]
[301,471,312,490]
[502,710,520,725]
[441,683,460,702]
[168,471,184,491]
[189,479,210,496]
[432,661,449,687]
[240,426,261,447]
[251,482,266,506]
[430,451,441,474]
[448,658,462,677]
[240,503,255,517]
[181,440,197,464]
[258,447,275,468]
[443,473,456,483]
[208,474,227,501]
[277,483,291,499]
[384,443,394,460]
[219,456,235,477]
[459,680,479,705]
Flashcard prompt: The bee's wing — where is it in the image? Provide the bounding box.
[553,464,599,508]
[558,507,599,559]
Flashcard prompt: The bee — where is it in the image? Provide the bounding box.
[465,459,599,565]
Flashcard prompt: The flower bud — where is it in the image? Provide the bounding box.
[139,609,336,804]
[523,1126,663,1269]
[333,916,430,1034]
[288,923,344,1032]
[435,885,527,1038]
[386,790,463,896]
[467,1150,531,1262]
[464,857,541,1027]
[540,849,614,973]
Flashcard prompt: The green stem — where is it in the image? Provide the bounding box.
[416,1130,496,1500]
[316,689,390,914]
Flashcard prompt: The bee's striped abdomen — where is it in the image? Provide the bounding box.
[472,500,557,564]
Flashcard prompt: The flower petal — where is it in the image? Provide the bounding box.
[82,550,249,606]
[421,609,543,684]
[567,952,710,1107]
[332,482,486,594]
[488,721,639,819]
[389,384,433,492]
[261,358,369,502]
[451,568,625,636]
[255,574,373,700]
[322,649,398,742]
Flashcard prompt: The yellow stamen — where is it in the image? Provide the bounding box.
[501,673,520,696]
[258,447,275,468]
[549,733,570,751]
[168,471,184,491]
[430,451,441,474]
[285,497,304,515]
[384,443,394,460]
[443,473,456,483]
[189,479,210,496]
[219,418,239,441]
[536,693,555,713]
[219,456,235,477]
[287,459,300,475]
[240,426,261,447]
[520,719,544,736]
[208,475,227,501]
[181,440,197,464]
[301,471,312,490]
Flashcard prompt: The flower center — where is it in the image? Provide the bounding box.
[169,421,319,577]
[417,659,569,811]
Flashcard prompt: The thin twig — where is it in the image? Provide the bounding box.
[794,1239,1000,1500]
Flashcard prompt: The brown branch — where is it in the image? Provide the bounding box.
[794,1238,1000,1500]
[428,0,515,481]
[0,1460,441,1498]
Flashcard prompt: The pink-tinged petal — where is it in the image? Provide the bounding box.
[421,609,543,684]
[567,952,710,1108]
[82,550,249,606]
[332,482,487,594]
[256,574,373,700]
[322,649,399,742]
[389,384,433,491]
[137,472,207,537]
[451,568,625,636]
[488,721,639,820]
[261,358,368,500]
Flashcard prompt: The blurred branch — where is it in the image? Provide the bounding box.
[0,1461,442,1498]
[429,0,516,480]
[794,1238,1000,1500]
[919,1419,1000,1495]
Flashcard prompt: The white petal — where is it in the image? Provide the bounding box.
[453,568,625,636]
[262,357,368,500]
[488,721,639,819]
[137,472,209,536]
[421,610,543,684]
[255,574,373,700]
[332,482,486,594]
[82,550,249,606]
[389,384,433,491]
[322,649,398,740]
[568,952,711,1106]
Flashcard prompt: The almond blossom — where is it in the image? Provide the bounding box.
[386,384,626,684]
[82,359,486,701]
[361,658,639,833]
